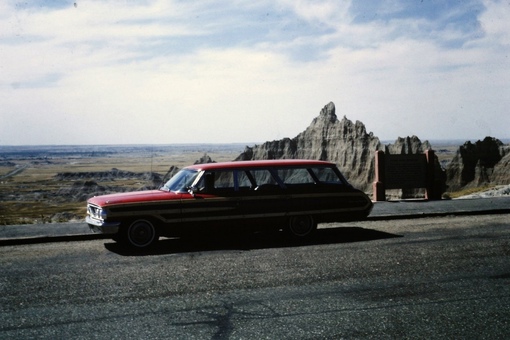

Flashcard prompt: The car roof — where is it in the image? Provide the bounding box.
[185,159,335,171]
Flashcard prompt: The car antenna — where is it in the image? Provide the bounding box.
[149,145,155,189]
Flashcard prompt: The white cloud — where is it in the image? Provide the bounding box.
[479,0,510,45]
[278,0,350,23]
[0,0,509,145]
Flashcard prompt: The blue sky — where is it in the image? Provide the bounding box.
[1,0,509,145]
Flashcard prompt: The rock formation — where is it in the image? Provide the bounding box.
[55,168,161,182]
[446,137,510,191]
[236,102,381,190]
[491,152,510,185]
[194,153,216,165]
[54,169,164,200]
[236,102,439,193]
[384,136,431,155]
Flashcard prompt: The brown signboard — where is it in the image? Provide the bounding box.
[384,154,427,189]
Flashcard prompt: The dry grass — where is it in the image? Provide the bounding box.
[0,151,237,225]
[445,186,495,199]
[0,201,85,225]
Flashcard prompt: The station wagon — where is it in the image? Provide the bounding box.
[86,160,373,249]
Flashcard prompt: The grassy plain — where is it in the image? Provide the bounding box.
[0,147,242,225]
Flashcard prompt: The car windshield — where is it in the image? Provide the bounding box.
[161,169,199,192]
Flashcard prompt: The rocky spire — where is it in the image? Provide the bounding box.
[236,102,383,190]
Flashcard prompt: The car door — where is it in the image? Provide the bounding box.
[180,170,243,226]
[238,168,289,222]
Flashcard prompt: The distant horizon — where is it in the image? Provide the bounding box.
[2,137,509,149]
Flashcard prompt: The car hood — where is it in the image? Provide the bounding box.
[87,190,181,207]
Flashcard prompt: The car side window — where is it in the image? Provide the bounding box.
[248,169,277,186]
[277,168,315,184]
[312,167,344,184]
[195,171,235,193]
[246,169,284,192]
[214,171,235,189]
[237,170,252,190]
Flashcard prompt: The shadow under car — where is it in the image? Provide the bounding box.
[104,225,402,256]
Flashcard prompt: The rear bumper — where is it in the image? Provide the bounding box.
[86,216,121,235]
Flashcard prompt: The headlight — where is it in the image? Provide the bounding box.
[88,204,107,220]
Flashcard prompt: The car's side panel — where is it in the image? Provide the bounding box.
[289,192,364,212]
[239,192,290,219]
[107,201,182,224]
[180,193,243,223]
[86,160,374,247]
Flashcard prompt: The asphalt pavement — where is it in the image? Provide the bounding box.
[1,196,509,244]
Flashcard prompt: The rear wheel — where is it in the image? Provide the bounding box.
[123,219,158,249]
[288,215,316,238]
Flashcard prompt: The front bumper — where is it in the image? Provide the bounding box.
[86,216,121,235]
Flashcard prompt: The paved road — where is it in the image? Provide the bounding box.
[1,197,509,242]
[1,214,509,339]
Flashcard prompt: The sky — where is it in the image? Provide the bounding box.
[1,0,509,145]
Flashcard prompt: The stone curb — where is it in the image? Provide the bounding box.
[366,208,510,221]
[0,233,109,247]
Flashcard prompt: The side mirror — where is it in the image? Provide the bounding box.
[188,186,199,197]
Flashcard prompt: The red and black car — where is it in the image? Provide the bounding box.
[86,159,373,249]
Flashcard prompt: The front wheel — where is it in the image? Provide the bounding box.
[123,219,158,249]
[288,215,317,238]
